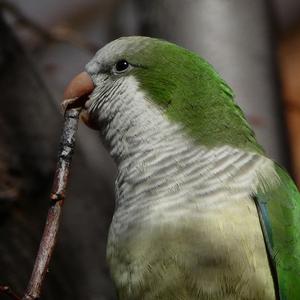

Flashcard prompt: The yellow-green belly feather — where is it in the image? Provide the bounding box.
[107,196,275,300]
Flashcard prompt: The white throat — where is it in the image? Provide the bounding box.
[89,75,184,163]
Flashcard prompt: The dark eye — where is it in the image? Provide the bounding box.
[115,60,129,72]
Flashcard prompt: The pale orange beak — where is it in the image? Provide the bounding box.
[62,71,98,129]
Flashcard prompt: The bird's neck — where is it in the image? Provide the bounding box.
[96,76,185,164]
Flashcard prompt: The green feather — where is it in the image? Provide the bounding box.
[255,164,300,299]
[126,38,264,154]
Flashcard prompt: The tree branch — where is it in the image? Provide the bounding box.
[0,108,81,300]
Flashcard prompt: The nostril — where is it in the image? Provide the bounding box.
[85,61,100,75]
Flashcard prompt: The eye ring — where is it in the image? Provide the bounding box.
[114,59,130,73]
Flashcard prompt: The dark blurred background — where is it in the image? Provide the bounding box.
[0,0,300,299]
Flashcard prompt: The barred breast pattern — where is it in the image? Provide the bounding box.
[87,74,277,240]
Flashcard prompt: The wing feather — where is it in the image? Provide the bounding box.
[255,164,300,299]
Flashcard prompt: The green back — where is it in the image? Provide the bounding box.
[256,165,300,299]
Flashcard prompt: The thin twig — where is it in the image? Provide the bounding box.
[22,108,81,300]
[0,108,81,300]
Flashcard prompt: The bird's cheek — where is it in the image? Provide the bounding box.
[79,93,101,130]
[80,109,99,130]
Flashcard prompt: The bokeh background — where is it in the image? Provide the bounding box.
[0,0,300,299]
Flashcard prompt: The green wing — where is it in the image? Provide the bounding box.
[255,164,300,299]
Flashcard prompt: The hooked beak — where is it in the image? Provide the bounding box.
[62,71,98,129]
[62,71,94,110]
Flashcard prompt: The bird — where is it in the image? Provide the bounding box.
[62,36,300,300]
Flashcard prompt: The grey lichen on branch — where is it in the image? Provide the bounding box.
[0,108,81,300]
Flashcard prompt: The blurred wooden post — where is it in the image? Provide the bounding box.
[279,24,300,185]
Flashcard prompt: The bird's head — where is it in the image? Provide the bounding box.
[63,36,262,154]
[63,36,195,130]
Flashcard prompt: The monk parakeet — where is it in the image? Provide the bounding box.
[63,36,300,300]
